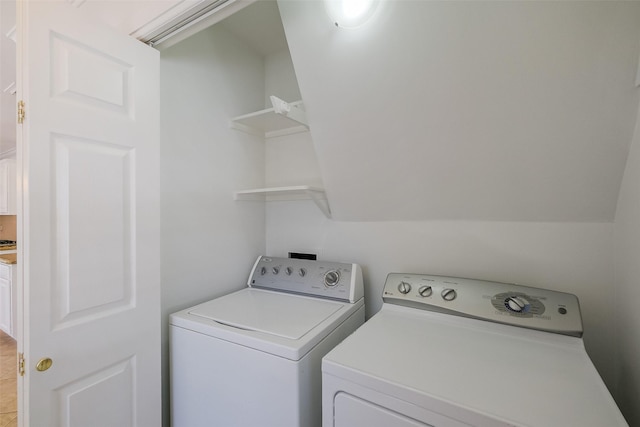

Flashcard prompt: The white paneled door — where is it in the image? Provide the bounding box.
[17,1,160,426]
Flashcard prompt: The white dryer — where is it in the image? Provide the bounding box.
[170,256,364,427]
[323,273,627,427]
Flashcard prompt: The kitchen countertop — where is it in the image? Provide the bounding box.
[0,254,16,264]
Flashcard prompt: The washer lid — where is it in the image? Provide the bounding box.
[189,288,343,340]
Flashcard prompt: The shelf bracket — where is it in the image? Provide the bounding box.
[270,96,308,128]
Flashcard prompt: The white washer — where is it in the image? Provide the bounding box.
[170,256,365,427]
[323,273,627,427]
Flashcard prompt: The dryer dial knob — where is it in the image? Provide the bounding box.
[398,282,412,294]
[418,286,432,297]
[285,267,293,276]
[299,268,307,277]
[505,296,528,313]
[441,288,457,301]
[324,270,341,287]
[260,267,267,275]
[272,267,280,275]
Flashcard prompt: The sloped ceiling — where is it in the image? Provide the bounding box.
[278,0,640,222]
[219,0,288,57]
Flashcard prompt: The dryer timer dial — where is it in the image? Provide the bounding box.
[324,270,341,287]
[505,296,529,313]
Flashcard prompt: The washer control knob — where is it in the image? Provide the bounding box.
[299,268,307,277]
[398,282,412,294]
[285,267,293,276]
[324,270,341,287]
[272,267,280,275]
[441,288,457,301]
[418,286,433,297]
[505,296,528,313]
[260,267,267,275]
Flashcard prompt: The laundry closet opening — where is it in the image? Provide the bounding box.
[159,0,324,195]
[158,2,324,426]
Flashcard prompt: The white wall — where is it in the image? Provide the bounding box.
[266,202,617,392]
[264,49,301,107]
[265,131,323,188]
[160,24,266,426]
[614,99,640,425]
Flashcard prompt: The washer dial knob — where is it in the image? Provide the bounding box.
[272,267,280,275]
[285,267,293,276]
[260,266,267,275]
[324,270,341,287]
[505,296,528,313]
[398,282,412,294]
[299,268,307,277]
[441,288,457,301]
[418,286,433,297]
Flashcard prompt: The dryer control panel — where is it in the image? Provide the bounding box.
[383,273,583,337]
[248,256,364,303]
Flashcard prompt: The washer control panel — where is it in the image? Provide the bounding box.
[248,256,364,303]
[383,273,583,337]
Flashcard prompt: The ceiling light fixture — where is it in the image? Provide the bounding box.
[325,0,380,29]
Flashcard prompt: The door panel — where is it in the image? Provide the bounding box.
[57,357,135,427]
[52,134,134,328]
[17,1,160,425]
[50,32,133,116]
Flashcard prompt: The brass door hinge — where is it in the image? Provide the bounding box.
[17,100,25,124]
[18,352,25,376]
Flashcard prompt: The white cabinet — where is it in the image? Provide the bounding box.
[0,263,16,338]
[0,159,16,215]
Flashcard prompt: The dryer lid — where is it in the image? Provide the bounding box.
[188,288,344,340]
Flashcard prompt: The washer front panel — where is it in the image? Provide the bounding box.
[383,273,582,336]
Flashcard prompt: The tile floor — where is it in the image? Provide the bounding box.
[0,330,17,427]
